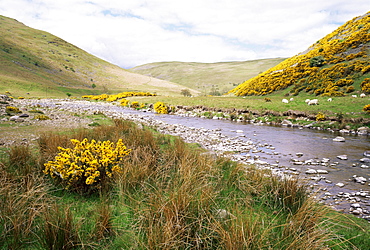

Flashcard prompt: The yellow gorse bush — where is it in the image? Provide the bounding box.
[153,101,168,114]
[44,138,131,192]
[230,12,370,96]
[82,91,156,102]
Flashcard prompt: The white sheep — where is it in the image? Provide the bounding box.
[308,99,319,105]
[305,99,311,104]
[289,98,294,102]
[352,95,357,98]
[282,99,289,104]
[327,98,332,102]
[360,93,366,98]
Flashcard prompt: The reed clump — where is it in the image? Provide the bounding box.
[0,119,368,249]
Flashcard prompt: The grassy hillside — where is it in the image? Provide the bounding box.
[129,58,286,95]
[230,12,370,97]
[0,15,198,98]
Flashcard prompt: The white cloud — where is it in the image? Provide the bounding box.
[0,0,368,68]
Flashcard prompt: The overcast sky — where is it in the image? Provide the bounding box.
[0,1,369,68]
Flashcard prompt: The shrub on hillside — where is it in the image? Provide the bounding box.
[361,78,370,93]
[309,56,325,67]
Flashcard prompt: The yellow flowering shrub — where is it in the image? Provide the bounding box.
[130,101,140,109]
[316,112,326,121]
[34,114,50,120]
[363,104,370,113]
[44,138,131,193]
[83,91,156,102]
[153,101,168,114]
[361,78,370,93]
[120,99,129,106]
[5,106,21,114]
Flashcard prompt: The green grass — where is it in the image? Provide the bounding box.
[1,119,369,249]
[128,89,370,123]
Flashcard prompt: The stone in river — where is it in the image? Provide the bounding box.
[305,169,317,174]
[360,158,370,163]
[317,169,329,174]
[337,155,348,160]
[333,136,345,142]
[336,183,345,188]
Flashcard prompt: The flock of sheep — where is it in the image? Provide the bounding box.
[281,93,366,105]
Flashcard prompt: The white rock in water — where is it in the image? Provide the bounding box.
[236,130,243,133]
[360,164,369,169]
[351,203,361,208]
[305,169,317,174]
[333,136,345,142]
[336,183,345,187]
[354,176,367,183]
[360,158,370,163]
[352,209,363,215]
[317,169,329,174]
[337,155,348,160]
[296,152,304,157]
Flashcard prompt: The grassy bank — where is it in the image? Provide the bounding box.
[1,119,369,249]
[127,88,370,127]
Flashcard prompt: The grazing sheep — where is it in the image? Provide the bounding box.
[352,95,357,98]
[282,99,289,104]
[327,98,332,102]
[360,93,366,98]
[289,98,294,102]
[305,99,311,104]
[308,99,319,105]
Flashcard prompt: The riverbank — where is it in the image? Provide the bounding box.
[1,97,369,222]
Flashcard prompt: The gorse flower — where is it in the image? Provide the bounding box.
[153,101,168,114]
[44,138,131,193]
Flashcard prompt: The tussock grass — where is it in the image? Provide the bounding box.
[0,119,369,249]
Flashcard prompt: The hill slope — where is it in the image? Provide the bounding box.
[129,58,286,95]
[0,15,198,98]
[230,12,370,97]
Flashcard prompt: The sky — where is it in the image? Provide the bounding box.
[0,1,369,68]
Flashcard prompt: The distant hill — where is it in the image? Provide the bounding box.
[129,58,286,95]
[0,15,198,98]
[230,12,370,97]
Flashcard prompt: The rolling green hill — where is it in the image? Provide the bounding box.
[0,15,198,98]
[230,12,370,97]
[129,58,286,95]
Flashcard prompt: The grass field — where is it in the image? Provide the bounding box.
[1,119,369,249]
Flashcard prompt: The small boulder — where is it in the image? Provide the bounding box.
[282,120,293,126]
[333,136,345,142]
[305,169,317,174]
[336,183,345,187]
[337,155,348,160]
[317,169,329,174]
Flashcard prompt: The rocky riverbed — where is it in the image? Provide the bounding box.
[1,97,370,221]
